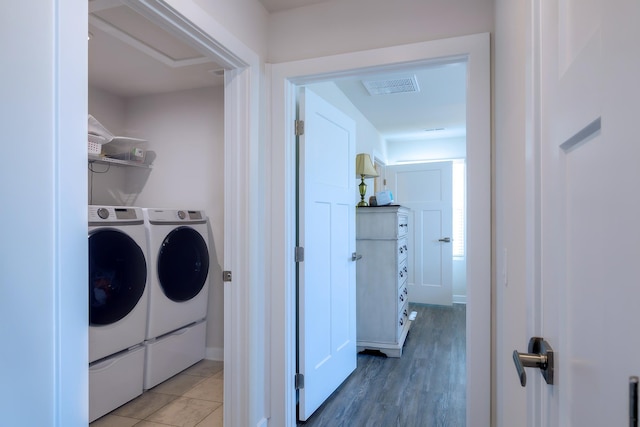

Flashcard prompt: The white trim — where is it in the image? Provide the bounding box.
[122,2,262,426]
[57,1,90,424]
[88,15,213,67]
[453,295,468,305]
[270,33,491,427]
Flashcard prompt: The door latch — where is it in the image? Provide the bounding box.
[513,337,554,387]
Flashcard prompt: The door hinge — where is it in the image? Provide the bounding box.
[295,246,305,262]
[223,271,232,282]
[295,373,305,390]
[295,120,305,136]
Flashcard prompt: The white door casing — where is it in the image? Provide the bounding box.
[509,1,640,425]
[386,162,454,306]
[270,33,490,427]
[297,88,357,421]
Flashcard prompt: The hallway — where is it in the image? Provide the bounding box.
[299,304,466,426]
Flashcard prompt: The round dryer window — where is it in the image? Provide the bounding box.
[157,226,210,302]
[89,229,147,325]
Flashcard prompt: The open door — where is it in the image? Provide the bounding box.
[511,1,640,425]
[386,161,453,305]
[297,88,357,421]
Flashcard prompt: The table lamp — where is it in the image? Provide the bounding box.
[355,153,379,207]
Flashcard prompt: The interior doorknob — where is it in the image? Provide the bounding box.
[513,337,554,387]
[438,237,451,243]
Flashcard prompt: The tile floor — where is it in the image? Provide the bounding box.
[90,359,224,427]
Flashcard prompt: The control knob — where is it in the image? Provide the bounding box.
[97,208,109,219]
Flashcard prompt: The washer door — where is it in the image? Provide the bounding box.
[157,226,210,302]
[89,229,147,326]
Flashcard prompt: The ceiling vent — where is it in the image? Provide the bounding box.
[362,75,420,96]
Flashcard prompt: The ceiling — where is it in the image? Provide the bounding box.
[88,0,225,97]
[333,63,466,143]
[88,0,466,144]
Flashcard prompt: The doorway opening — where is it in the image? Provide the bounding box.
[86,1,260,426]
[269,33,491,427]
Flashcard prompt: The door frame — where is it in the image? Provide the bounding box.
[269,32,491,427]
[116,1,262,426]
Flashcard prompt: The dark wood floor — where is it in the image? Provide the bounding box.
[298,304,466,427]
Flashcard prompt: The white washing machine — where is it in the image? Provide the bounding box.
[88,206,149,422]
[143,208,210,389]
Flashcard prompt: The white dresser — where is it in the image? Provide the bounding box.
[356,205,413,357]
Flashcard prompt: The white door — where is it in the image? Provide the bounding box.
[297,88,357,421]
[518,1,640,425]
[386,162,453,305]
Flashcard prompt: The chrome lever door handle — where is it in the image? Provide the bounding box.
[351,252,362,261]
[438,237,451,243]
[513,337,555,387]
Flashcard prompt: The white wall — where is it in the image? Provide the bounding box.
[88,85,226,358]
[1,1,88,425]
[386,137,466,164]
[268,0,494,63]
[192,0,269,60]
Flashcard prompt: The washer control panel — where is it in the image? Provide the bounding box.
[89,206,142,223]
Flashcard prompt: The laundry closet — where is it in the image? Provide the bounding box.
[87,2,225,421]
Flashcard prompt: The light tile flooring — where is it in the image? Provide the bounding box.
[90,360,224,427]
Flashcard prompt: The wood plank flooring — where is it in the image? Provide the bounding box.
[298,304,466,427]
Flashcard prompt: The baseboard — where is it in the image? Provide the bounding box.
[453,294,467,305]
[205,346,224,361]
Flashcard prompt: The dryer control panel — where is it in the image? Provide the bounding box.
[144,209,206,224]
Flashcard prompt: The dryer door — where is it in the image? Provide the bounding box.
[157,226,209,302]
[89,229,147,325]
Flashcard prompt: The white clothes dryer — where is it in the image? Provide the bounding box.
[88,205,149,421]
[143,208,210,389]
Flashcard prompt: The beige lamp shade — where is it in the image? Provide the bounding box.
[355,153,379,178]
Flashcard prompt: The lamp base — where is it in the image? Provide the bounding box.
[358,176,368,207]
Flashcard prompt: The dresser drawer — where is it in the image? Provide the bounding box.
[398,259,408,288]
[397,214,409,237]
[398,238,408,263]
[356,206,410,239]
[398,283,408,311]
[397,301,409,338]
